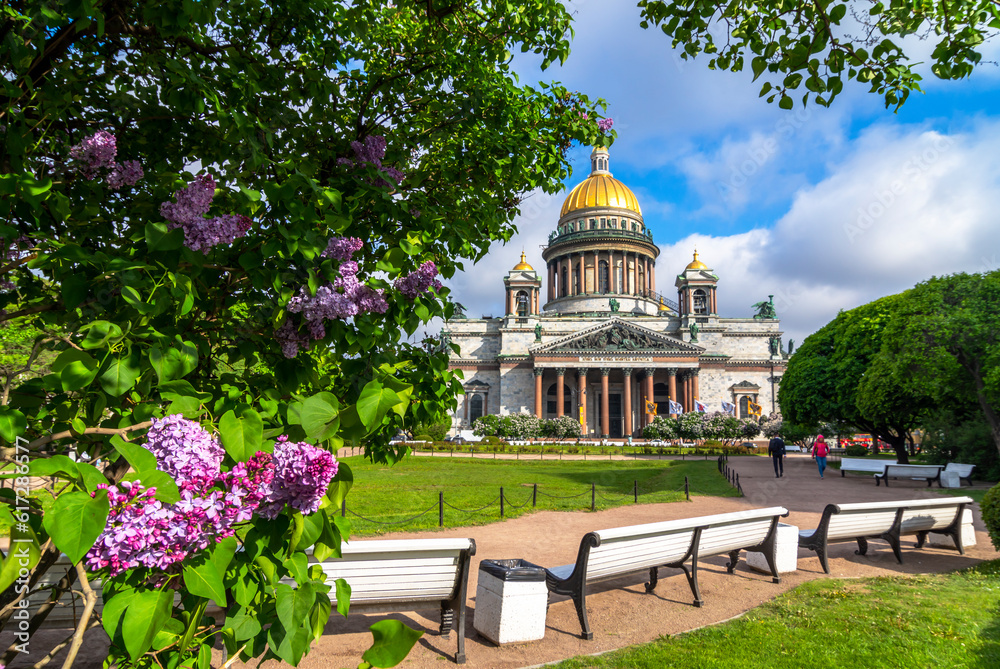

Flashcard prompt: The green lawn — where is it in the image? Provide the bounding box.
[338,457,737,536]
[551,561,1000,668]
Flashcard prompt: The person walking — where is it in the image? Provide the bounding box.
[768,434,786,478]
[812,434,831,478]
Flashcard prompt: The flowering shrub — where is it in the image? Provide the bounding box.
[542,415,582,440]
[499,413,541,440]
[642,415,678,441]
[160,174,252,252]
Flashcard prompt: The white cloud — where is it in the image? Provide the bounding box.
[446,120,1000,350]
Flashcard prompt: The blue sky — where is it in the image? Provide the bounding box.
[444,2,1000,346]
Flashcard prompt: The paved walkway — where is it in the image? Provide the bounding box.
[7,455,996,669]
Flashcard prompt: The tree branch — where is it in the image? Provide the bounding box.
[59,563,97,669]
[27,421,153,451]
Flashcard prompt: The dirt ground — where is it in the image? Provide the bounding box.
[8,454,998,669]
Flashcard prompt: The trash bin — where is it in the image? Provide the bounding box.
[746,523,799,574]
[473,559,548,645]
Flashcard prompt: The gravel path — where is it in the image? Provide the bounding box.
[9,454,997,669]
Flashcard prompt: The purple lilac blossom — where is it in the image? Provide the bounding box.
[322,236,364,261]
[257,436,338,519]
[160,175,252,252]
[394,260,443,299]
[85,451,274,577]
[69,131,117,178]
[107,160,144,190]
[144,415,224,489]
[597,118,614,133]
[337,135,404,188]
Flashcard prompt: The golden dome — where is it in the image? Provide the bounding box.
[685,250,708,271]
[560,148,642,218]
[512,251,534,271]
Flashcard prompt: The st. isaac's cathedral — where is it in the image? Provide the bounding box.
[443,147,787,439]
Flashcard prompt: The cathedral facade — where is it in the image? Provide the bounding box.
[444,148,786,439]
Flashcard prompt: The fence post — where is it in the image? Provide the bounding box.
[591,483,596,512]
[633,479,638,503]
[500,486,505,519]
[533,483,538,508]
[439,491,444,527]
[341,499,346,517]
[684,476,690,500]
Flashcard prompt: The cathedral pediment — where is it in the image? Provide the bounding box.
[534,318,702,355]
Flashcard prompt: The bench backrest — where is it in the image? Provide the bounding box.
[884,464,942,477]
[944,463,975,476]
[585,507,787,581]
[827,498,972,540]
[311,538,475,606]
[839,458,888,472]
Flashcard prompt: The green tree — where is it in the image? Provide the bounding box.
[639,0,998,109]
[0,1,609,667]
[779,295,930,463]
[880,271,1000,459]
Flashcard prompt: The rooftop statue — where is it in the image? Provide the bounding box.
[752,295,777,320]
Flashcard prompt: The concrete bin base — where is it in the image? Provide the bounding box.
[747,523,799,574]
[928,509,977,548]
[940,471,963,488]
[473,559,547,645]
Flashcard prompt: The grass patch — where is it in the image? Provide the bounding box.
[339,458,736,536]
[943,487,990,504]
[551,561,1000,668]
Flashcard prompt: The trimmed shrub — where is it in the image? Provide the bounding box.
[845,444,869,457]
[982,483,1000,551]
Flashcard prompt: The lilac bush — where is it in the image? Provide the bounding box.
[337,135,405,188]
[69,131,144,189]
[258,436,339,518]
[394,260,443,299]
[160,174,252,252]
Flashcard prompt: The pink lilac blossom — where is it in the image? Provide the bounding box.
[275,320,313,358]
[69,131,117,178]
[322,236,364,261]
[257,436,338,519]
[160,175,252,252]
[394,260,443,299]
[597,118,614,132]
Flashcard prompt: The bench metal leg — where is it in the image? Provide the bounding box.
[572,589,593,640]
[440,604,453,638]
[644,566,659,593]
[725,549,741,574]
[816,540,831,574]
[854,537,868,556]
[677,562,703,607]
[882,529,903,564]
[915,531,928,549]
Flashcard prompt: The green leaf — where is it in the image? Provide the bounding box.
[227,606,262,642]
[313,509,342,562]
[376,248,407,273]
[300,392,340,441]
[219,409,264,462]
[149,341,199,383]
[53,349,99,391]
[334,578,351,618]
[122,588,175,661]
[356,380,401,430]
[145,221,184,251]
[310,591,332,638]
[0,406,27,443]
[111,435,158,473]
[275,582,316,632]
[183,557,228,607]
[100,352,141,397]
[0,521,41,593]
[25,454,79,479]
[283,551,310,585]
[78,321,124,350]
[77,462,109,494]
[211,535,239,575]
[361,620,424,668]
[42,490,110,564]
[123,470,180,504]
[326,462,353,510]
[151,617,185,651]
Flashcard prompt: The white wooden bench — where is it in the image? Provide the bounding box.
[838,457,889,477]
[310,537,476,664]
[875,463,944,487]
[944,463,976,486]
[539,507,788,639]
[798,497,973,573]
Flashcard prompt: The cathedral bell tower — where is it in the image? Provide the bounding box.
[503,252,542,318]
[675,250,719,318]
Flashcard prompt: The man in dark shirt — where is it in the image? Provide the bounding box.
[768,435,786,478]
